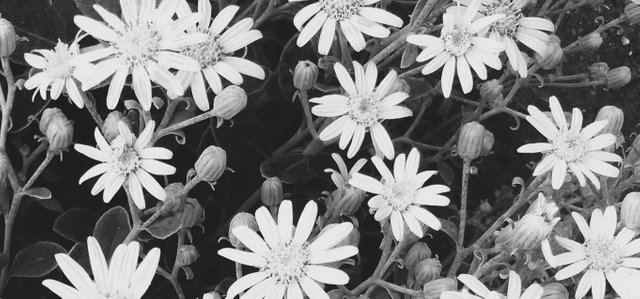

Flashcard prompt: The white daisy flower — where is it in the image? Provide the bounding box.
[74,121,176,209]
[348,148,450,241]
[517,96,621,190]
[291,0,403,55]
[441,270,543,299]
[541,206,640,299]
[174,0,265,111]
[310,61,412,159]
[325,153,368,215]
[73,0,207,110]
[406,0,505,98]
[326,153,367,194]
[23,38,88,108]
[218,200,358,298]
[42,236,160,299]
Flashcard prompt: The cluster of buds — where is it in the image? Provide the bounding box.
[228,212,258,249]
[621,192,640,232]
[414,258,442,286]
[102,111,131,143]
[457,122,494,161]
[606,66,632,89]
[212,86,247,127]
[327,183,366,218]
[293,60,318,91]
[404,242,432,275]
[261,177,283,216]
[39,108,73,154]
[535,35,563,70]
[0,16,19,57]
[195,146,227,184]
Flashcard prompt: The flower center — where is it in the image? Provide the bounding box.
[45,41,77,79]
[552,130,587,163]
[384,181,416,211]
[181,30,224,68]
[348,93,381,127]
[584,239,622,272]
[443,26,472,57]
[110,145,140,175]
[319,0,364,21]
[483,1,522,37]
[113,23,162,67]
[262,242,310,286]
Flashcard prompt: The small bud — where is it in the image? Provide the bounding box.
[261,177,283,209]
[404,242,432,274]
[576,32,603,53]
[103,111,130,143]
[588,62,609,81]
[161,182,187,214]
[229,212,258,249]
[607,66,632,89]
[180,198,205,229]
[385,76,411,97]
[479,199,492,213]
[414,258,441,286]
[213,86,247,120]
[458,122,488,161]
[625,3,640,25]
[621,192,640,232]
[176,245,200,267]
[541,282,569,299]
[333,186,366,216]
[0,16,19,57]
[293,60,318,91]
[535,35,563,70]
[595,106,624,135]
[480,130,494,156]
[195,146,227,182]
[40,108,73,153]
[480,80,504,106]
[421,278,456,299]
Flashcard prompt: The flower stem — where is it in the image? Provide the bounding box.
[448,159,472,277]
[297,90,319,140]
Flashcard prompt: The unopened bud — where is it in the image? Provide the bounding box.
[621,192,640,232]
[625,3,640,25]
[161,182,186,214]
[421,278,456,299]
[103,111,130,143]
[213,86,247,120]
[541,282,569,299]
[0,16,18,57]
[479,199,492,213]
[535,35,563,70]
[261,177,283,209]
[333,186,366,216]
[480,130,494,156]
[195,146,226,182]
[229,212,258,249]
[480,80,504,106]
[414,258,441,286]
[607,66,632,89]
[458,122,487,161]
[595,106,624,135]
[40,108,73,153]
[588,62,609,81]
[176,245,199,267]
[497,193,559,253]
[404,242,432,274]
[293,60,318,91]
[576,32,603,53]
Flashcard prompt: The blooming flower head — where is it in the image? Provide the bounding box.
[74,120,176,209]
[517,96,621,190]
[441,271,543,299]
[311,61,412,159]
[349,148,450,241]
[541,206,640,299]
[173,0,265,111]
[218,200,358,298]
[406,0,505,98]
[43,237,160,299]
[292,0,403,55]
[73,0,207,110]
[325,153,367,216]
[24,38,87,108]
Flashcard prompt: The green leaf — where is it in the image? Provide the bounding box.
[436,161,455,186]
[54,208,99,243]
[34,197,64,213]
[93,206,131,260]
[260,153,315,184]
[68,242,91,274]
[145,214,182,240]
[23,187,51,199]
[437,217,458,245]
[10,242,66,278]
[73,0,120,20]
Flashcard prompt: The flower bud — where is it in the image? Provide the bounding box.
[588,62,609,81]
[261,177,283,209]
[0,16,18,57]
[535,35,563,70]
[414,258,441,286]
[40,108,73,153]
[621,192,640,232]
[181,198,205,229]
[421,278,456,299]
[103,111,130,143]
[480,130,494,156]
[541,282,569,299]
[607,66,632,89]
[595,106,624,135]
[229,212,258,249]
[176,245,200,267]
[161,182,186,214]
[458,122,487,161]
[195,146,226,182]
[213,86,247,120]
[625,3,640,25]
[479,199,492,213]
[404,242,432,274]
[576,32,603,53]
[480,80,504,106]
[293,60,318,91]
[333,186,366,216]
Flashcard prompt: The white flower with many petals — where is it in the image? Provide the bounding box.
[73,0,207,110]
[23,38,91,108]
[292,0,403,54]
[74,121,176,209]
[441,271,543,299]
[43,237,160,299]
[349,148,450,241]
[517,96,621,190]
[174,0,265,111]
[311,61,412,159]
[218,200,358,298]
[541,206,640,299]
[406,0,505,98]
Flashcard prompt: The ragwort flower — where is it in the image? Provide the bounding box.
[441,270,543,299]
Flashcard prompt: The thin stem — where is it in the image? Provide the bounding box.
[157,266,186,299]
[152,109,219,144]
[0,58,16,151]
[20,142,48,181]
[448,159,471,277]
[158,98,180,130]
[297,90,319,140]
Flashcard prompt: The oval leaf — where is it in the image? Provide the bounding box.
[93,206,131,260]
[54,208,99,243]
[145,214,182,240]
[260,153,314,184]
[23,187,51,199]
[10,242,66,278]
[436,161,455,186]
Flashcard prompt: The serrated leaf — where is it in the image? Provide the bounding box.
[10,242,66,278]
[54,208,99,243]
[93,206,131,260]
[23,187,51,199]
[260,153,314,184]
[145,214,182,240]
